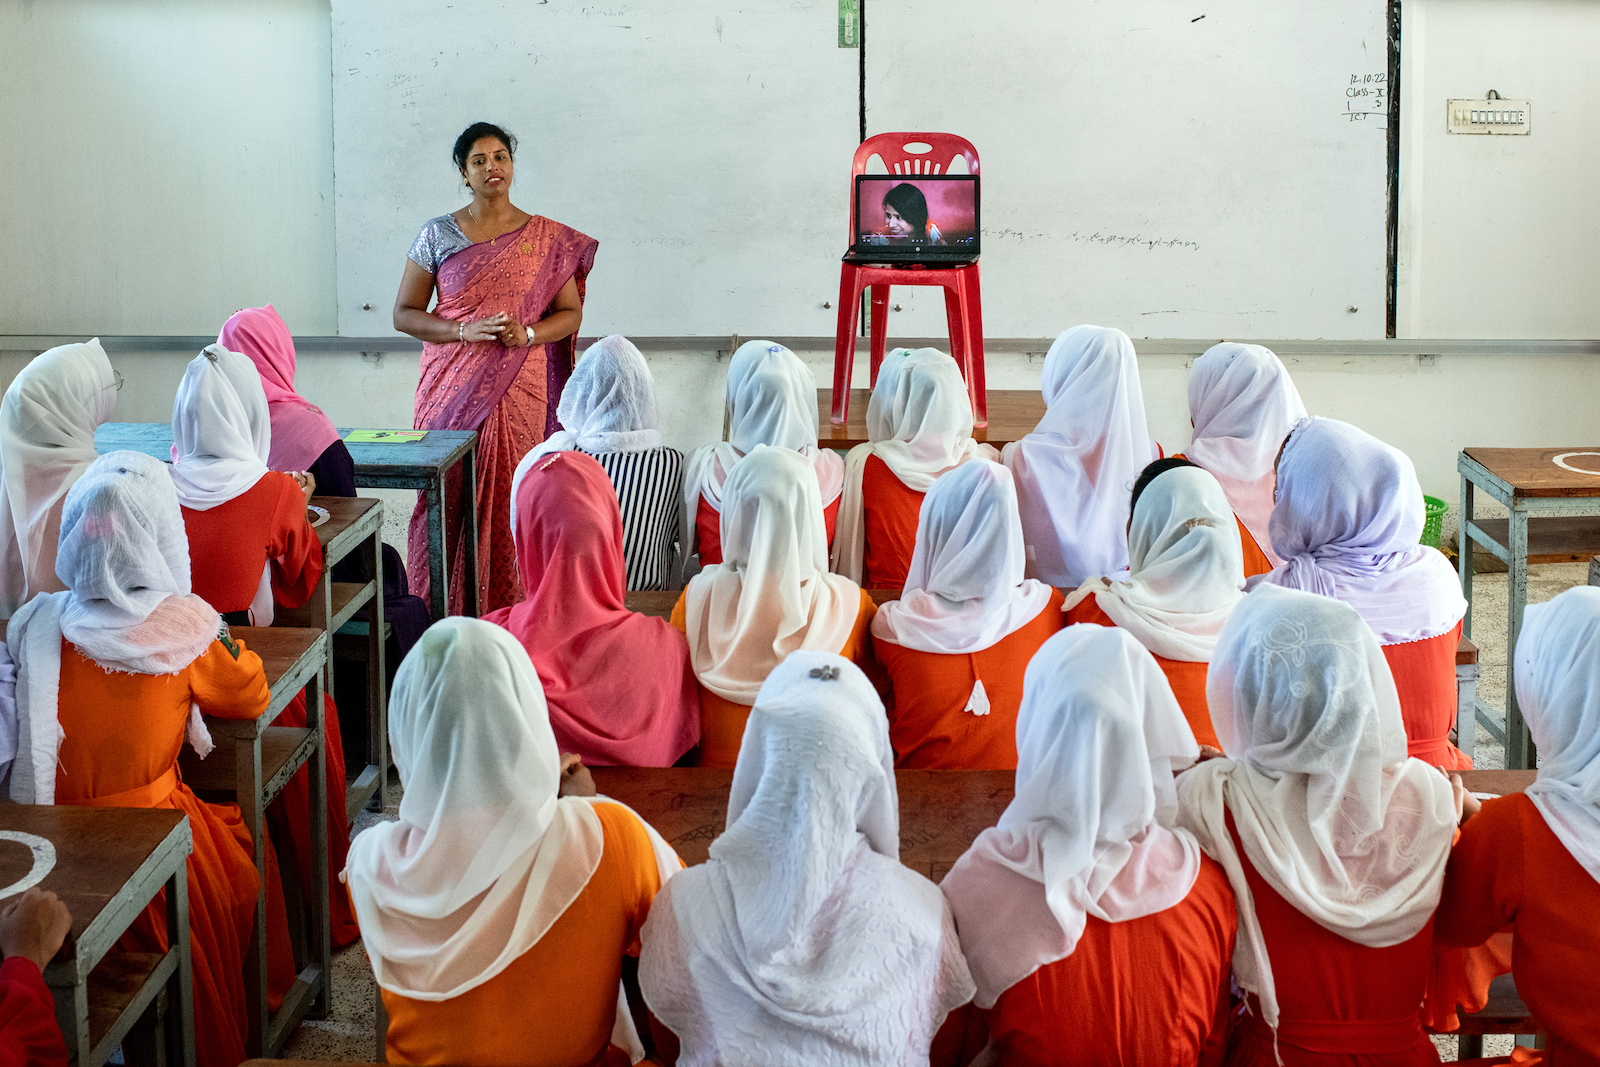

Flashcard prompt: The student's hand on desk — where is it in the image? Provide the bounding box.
[0,888,72,972]
[560,753,596,798]
[290,470,317,507]
[1441,768,1481,825]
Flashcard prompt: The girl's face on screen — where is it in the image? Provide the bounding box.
[461,138,514,197]
[883,204,912,236]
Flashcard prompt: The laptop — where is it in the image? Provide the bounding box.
[844,174,980,265]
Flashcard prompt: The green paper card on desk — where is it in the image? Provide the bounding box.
[345,429,429,443]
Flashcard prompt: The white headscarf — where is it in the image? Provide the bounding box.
[1002,326,1160,588]
[1175,584,1457,1036]
[345,617,677,1004]
[1514,586,1600,882]
[0,339,117,616]
[1258,417,1465,645]
[831,347,997,582]
[872,459,1052,655]
[942,625,1203,1009]
[679,342,845,574]
[1062,464,1245,662]
[1184,344,1307,566]
[6,452,220,803]
[169,344,273,510]
[683,446,861,704]
[519,335,665,471]
[639,651,974,1066]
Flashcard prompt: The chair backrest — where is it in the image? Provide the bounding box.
[849,132,980,242]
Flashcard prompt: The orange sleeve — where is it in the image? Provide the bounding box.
[594,804,670,957]
[669,590,688,635]
[190,637,272,720]
[0,958,67,1067]
[845,593,891,699]
[1436,795,1523,948]
[264,473,325,609]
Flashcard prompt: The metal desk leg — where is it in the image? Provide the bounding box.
[166,855,196,1067]
[425,481,447,621]
[1459,472,1475,639]
[1456,662,1479,765]
[461,445,480,618]
[309,667,332,1021]
[1505,504,1536,768]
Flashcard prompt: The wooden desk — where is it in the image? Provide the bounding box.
[178,626,329,1057]
[818,388,1044,450]
[1459,447,1600,767]
[624,587,904,620]
[93,422,479,622]
[275,495,388,819]
[0,807,194,1066]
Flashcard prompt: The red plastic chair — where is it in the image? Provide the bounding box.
[831,132,987,427]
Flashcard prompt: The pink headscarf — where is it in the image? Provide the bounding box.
[219,305,340,472]
[484,451,700,766]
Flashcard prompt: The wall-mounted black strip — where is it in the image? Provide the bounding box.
[1386,0,1402,338]
[858,0,867,144]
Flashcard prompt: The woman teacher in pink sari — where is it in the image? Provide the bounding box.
[393,121,598,615]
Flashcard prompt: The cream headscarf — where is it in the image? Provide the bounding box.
[1514,586,1600,882]
[1002,326,1159,588]
[1184,343,1306,565]
[1062,464,1245,662]
[1176,584,1457,1036]
[942,625,1204,1008]
[0,339,117,616]
[519,334,665,472]
[831,347,996,582]
[639,651,974,1066]
[683,446,861,704]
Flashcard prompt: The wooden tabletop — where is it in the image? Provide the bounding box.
[819,388,1044,449]
[227,626,326,731]
[339,427,477,484]
[1463,447,1600,497]
[0,807,187,966]
[1458,769,1535,796]
[308,495,381,550]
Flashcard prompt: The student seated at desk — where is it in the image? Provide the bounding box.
[940,626,1236,1067]
[1063,458,1245,750]
[1257,417,1470,768]
[487,451,699,767]
[517,334,684,591]
[169,345,360,949]
[222,304,431,659]
[1003,325,1162,590]
[1436,586,1600,1064]
[1176,585,1463,1067]
[6,452,293,1067]
[639,652,974,1064]
[680,341,844,576]
[1179,342,1307,577]
[871,459,1061,769]
[345,618,681,1067]
[0,889,71,1067]
[831,346,996,589]
[669,446,877,768]
[0,339,117,617]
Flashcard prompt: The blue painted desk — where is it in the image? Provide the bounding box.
[94,424,479,620]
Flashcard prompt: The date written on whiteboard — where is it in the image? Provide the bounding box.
[1345,72,1388,121]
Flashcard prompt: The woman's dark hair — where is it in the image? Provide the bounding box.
[453,122,517,170]
[1129,456,1199,516]
[883,182,930,236]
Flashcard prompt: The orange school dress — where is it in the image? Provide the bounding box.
[1064,598,1219,750]
[695,490,842,567]
[873,590,1066,769]
[53,637,295,1067]
[1224,816,1442,1067]
[1436,794,1600,1065]
[945,857,1237,1067]
[182,472,361,947]
[860,453,926,591]
[1382,622,1470,770]
[382,803,665,1067]
[670,589,880,768]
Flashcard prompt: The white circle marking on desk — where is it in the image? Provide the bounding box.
[0,832,56,900]
[1552,452,1600,475]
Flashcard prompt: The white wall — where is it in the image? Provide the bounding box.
[1397,0,1600,338]
[0,0,337,335]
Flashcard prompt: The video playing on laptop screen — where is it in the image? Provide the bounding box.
[855,176,979,253]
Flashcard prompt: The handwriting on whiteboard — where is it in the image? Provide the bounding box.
[1345,71,1388,122]
[989,228,1200,252]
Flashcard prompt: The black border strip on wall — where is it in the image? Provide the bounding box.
[1386,0,1402,339]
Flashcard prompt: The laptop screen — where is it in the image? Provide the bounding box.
[854,175,979,255]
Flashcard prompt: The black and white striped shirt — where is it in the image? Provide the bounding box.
[583,446,684,591]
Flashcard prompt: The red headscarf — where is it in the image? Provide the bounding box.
[484,451,700,766]
[218,305,340,472]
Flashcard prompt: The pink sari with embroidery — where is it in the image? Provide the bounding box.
[406,214,598,616]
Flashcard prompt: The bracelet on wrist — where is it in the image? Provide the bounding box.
[458,322,464,342]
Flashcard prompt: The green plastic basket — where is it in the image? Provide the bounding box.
[1420,495,1448,548]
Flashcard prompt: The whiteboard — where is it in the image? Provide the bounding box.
[865,0,1390,340]
[331,0,859,339]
